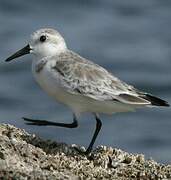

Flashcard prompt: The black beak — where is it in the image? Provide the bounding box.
[5,44,31,62]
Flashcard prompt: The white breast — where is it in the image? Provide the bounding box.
[32,59,135,114]
[32,59,85,112]
[32,59,65,99]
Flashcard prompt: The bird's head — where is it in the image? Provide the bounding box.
[5,28,67,62]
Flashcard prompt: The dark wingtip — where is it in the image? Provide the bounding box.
[142,94,170,107]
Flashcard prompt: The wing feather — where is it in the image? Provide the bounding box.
[52,50,151,105]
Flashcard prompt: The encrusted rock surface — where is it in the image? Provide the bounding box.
[0,123,171,180]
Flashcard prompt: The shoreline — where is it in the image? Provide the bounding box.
[0,123,170,179]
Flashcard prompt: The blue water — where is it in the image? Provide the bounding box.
[0,0,171,163]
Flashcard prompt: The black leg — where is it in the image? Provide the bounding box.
[23,114,78,128]
[85,114,102,154]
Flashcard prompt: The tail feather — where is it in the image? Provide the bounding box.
[140,94,170,107]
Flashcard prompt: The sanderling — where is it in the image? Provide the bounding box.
[5,28,169,155]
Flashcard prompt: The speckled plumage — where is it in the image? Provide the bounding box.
[50,50,149,104]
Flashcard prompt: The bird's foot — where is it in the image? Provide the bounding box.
[22,117,50,126]
[73,146,92,156]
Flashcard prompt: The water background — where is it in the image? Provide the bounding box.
[0,0,171,163]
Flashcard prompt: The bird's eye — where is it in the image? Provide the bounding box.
[40,35,46,42]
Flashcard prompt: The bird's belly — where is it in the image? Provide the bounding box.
[33,65,134,114]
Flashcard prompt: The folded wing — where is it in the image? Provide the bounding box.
[52,50,169,107]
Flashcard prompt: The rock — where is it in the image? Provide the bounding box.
[0,123,171,179]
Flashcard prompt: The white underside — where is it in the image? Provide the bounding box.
[32,60,137,115]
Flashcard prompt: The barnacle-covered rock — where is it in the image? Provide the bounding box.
[0,123,170,179]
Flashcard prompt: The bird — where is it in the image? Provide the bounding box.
[5,28,169,155]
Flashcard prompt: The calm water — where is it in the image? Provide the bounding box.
[0,0,171,163]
